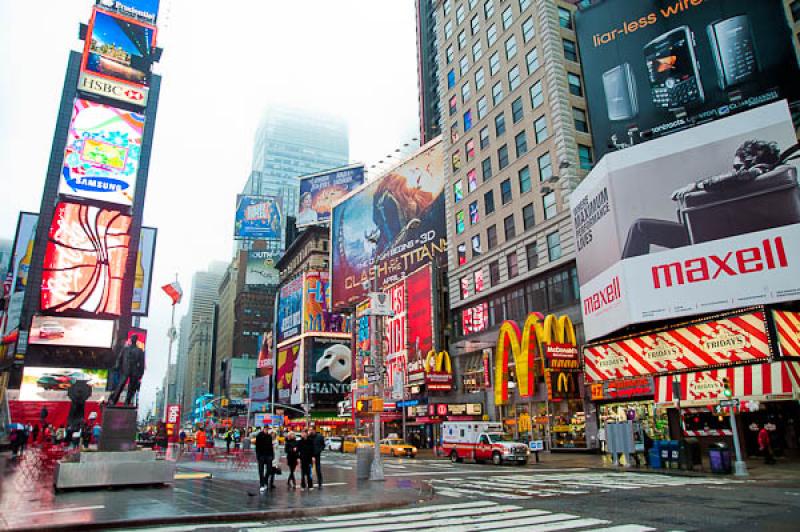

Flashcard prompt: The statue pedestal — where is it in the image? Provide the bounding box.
[99,405,138,451]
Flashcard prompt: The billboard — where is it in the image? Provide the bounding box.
[297,164,365,227]
[256,332,274,377]
[405,265,434,364]
[132,226,157,315]
[234,195,283,239]
[575,0,800,160]
[245,250,280,285]
[29,316,115,349]
[330,138,445,309]
[83,7,156,87]
[571,102,800,341]
[20,367,109,401]
[126,327,147,349]
[59,98,145,207]
[1,213,38,340]
[276,342,300,400]
[384,279,407,392]
[277,275,303,342]
[249,375,270,402]
[95,0,160,24]
[309,337,352,398]
[40,202,132,317]
[301,271,349,334]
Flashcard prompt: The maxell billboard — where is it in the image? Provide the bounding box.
[571,101,800,341]
[574,0,799,161]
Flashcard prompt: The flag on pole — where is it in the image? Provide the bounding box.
[161,281,183,305]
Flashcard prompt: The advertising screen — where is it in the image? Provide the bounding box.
[59,98,144,207]
[96,0,160,24]
[249,375,270,402]
[405,265,434,363]
[20,366,109,401]
[277,275,303,342]
[301,272,348,334]
[309,337,352,399]
[131,226,156,315]
[330,138,445,309]
[297,164,365,227]
[384,279,407,392]
[245,250,280,286]
[571,102,800,341]
[29,316,115,349]
[1,213,38,339]
[276,342,300,401]
[575,0,800,161]
[83,7,156,87]
[256,332,273,377]
[234,195,283,239]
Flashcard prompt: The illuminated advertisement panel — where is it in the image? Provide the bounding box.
[59,98,144,206]
[40,202,132,317]
[131,226,157,315]
[245,250,280,286]
[20,366,109,401]
[297,164,365,227]
[1,213,38,341]
[276,342,300,401]
[309,337,352,400]
[96,0,160,24]
[405,265,434,363]
[277,275,303,342]
[234,195,283,239]
[29,316,115,349]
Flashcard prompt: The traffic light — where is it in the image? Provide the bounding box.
[722,377,732,398]
[355,397,384,415]
[355,399,367,414]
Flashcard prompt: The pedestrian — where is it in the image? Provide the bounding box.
[179,429,186,450]
[759,425,776,465]
[299,430,314,490]
[32,424,40,445]
[285,432,300,489]
[9,428,20,458]
[92,423,102,447]
[56,425,66,446]
[268,429,280,489]
[70,425,81,449]
[255,426,274,493]
[234,428,242,450]
[196,428,207,456]
[225,429,233,453]
[309,427,325,488]
[81,422,92,449]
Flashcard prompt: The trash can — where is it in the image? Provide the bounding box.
[708,442,733,474]
[648,447,662,469]
[356,446,374,480]
[680,438,702,470]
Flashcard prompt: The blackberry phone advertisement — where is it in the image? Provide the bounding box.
[575,0,799,160]
[571,102,800,341]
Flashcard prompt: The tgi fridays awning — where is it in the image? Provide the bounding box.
[773,309,800,357]
[654,361,800,407]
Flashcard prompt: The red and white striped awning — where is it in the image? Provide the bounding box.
[773,310,800,357]
[655,361,800,406]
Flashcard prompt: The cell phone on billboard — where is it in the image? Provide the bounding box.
[644,26,705,111]
[707,15,759,90]
[602,63,638,121]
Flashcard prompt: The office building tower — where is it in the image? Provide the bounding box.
[416,0,443,143]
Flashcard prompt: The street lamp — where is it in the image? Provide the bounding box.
[364,232,385,481]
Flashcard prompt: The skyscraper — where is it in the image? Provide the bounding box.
[415,0,442,144]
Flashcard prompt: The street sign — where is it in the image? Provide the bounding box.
[364,292,394,317]
[720,398,740,408]
[364,365,376,374]
[367,374,380,383]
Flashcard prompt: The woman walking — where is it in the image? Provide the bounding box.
[285,432,300,489]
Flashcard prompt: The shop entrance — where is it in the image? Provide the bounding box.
[740,400,800,458]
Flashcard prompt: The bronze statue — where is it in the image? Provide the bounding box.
[67,379,92,428]
[109,335,145,406]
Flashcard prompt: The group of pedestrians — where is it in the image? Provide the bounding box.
[254,426,325,493]
[8,420,103,458]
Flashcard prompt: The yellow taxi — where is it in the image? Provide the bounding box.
[379,438,418,457]
[342,435,374,453]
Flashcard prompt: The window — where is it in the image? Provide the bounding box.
[449,95,457,115]
[522,202,535,230]
[475,67,485,90]
[462,81,472,103]
[526,48,539,74]
[453,180,464,203]
[563,39,578,62]
[445,20,453,40]
[484,0,494,19]
[519,0,531,11]
[543,190,557,219]
[487,23,497,47]
[472,39,483,61]
[479,126,490,149]
[457,242,467,266]
[511,97,523,123]
[522,17,535,42]
[530,80,544,108]
[489,261,500,286]
[491,81,503,105]
[568,73,583,96]
[469,201,479,224]
[500,178,512,204]
[489,52,500,76]
[481,157,492,180]
[456,210,465,234]
[484,190,495,214]
[471,14,480,35]
[474,270,485,293]
[446,45,454,64]
[466,139,476,161]
[468,0,477,10]
[504,214,516,240]
[463,109,473,131]
[487,224,498,249]
[460,277,469,299]
[518,165,531,194]
[497,144,509,170]
[459,55,469,76]
[458,30,467,50]
[579,144,594,170]
[547,231,562,261]
[456,3,466,24]
[573,107,588,133]
[792,0,800,22]
[494,112,506,136]
[508,65,520,91]
[450,122,459,143]
[501,6,513,30]
[452,150,462,171]
[443,0,451,16]
[538,152,553,181]
[471,234,482,256]
[507,252,519,278]
[534,115,548,143]
[447,69,456,89]
[558,7,573,29]
[514,131,528,157]
[467,168,478,191]
[526,242,538,270]
[477,96,488,119]
[505,35,518,60]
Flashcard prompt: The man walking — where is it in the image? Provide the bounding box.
[759,425,776,465]
[299,430,314,490]
[255,426,274,493]
[309,427,325,488]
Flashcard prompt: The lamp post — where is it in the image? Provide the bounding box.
[364,232,385,481]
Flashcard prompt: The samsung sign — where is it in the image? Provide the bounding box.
[78,72,149,107]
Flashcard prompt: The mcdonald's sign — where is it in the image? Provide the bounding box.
[494,313,577,405]
[425,350,453,391]
[546,370,580,400]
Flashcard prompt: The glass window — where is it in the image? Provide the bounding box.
[457,242,467,265]
[507,252,519,278]
[500,178,512,204]
[518,165,531,194]
[530,79,544,108]
[466,139,476,161]
[484,0,494,19]
[487,23,497,47]
[526,242,538,270]
[456,210,465,234]
[452,150,462,171]
[534,115,548,143]
[505,35,518,60]
[522,202,535,230]
[489,52,500,76]
[573,107,588,133]
[459,55,469,76]
[479,126,490,149]
[467,168,478,192]
[568,73,583,96]
[511,96,523,123]
[538,152,552,181]
[547,231,562,261]
[468,0,477,9]
[445,20,453,40]
[460,277,469,299]
[453,180,464,203]
[487,224,498,249]
[475,67,485,90]
[443,0,451,16]
[469,201,479,224]
[471,234,482,256]
[446,45,454,64]
[472,39,483,61]
[558,7,573,29]
[494,112,506,136]
[519,0,531,11]
[447,69,456,89]
[458,30,467,50]
[462,81,472,103]
[449,94,457,115]
[514,130,528,157]
[563,39,578,62]
[579,144,594,170]
[522,17,535,43]
[489,261,500,285]
[508,65,520,91]
[526,47,539,74]
[543,190,557,219]
[481,157,492,180]
[471,14,480,35]
[491,81,503,105]
[498,144,509,170]
[501,6,513,30]
[456,3,466,24]
[474,269,485,292]
[477,95,488,119]
[484,189,495,214]
[504,214,516,240]
[450,122,459,143]
[464,109,473,131]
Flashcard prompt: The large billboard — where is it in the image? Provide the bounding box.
[330,138,445,309]
[234,195,283,239]
[40,202,132,317]
[83,7,156,87]
[256,332,273,377]
[575,0,800,161]
[29,316,115,349]
[276,342,300,401]
[59,98,145,207]
[20,367,109,401]
[277,275,303,343]
[1,213,38,341]
[96,0,160,24]
[572,102,800,341]
[297,164,365,227]
[245,250,280,286]
[309,337,352,399]
[132,226,157,315]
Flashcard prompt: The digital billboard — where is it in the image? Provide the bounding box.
[571,102,800,341]
[297,164,365,227]
[245,250,280,286]
[234,195,283,239]
[405,265,434,363]
[59,98,145,207]
[1,213,38,341]
[96,0,160,24]
[40,202,132,317]
[29,316,115,349]
[132,226,156,315]
[256,331,273,377]
[309,337,352,399]
[83,7,156,87]
[330,138,445,309]
[575,0,800,161]
[20,367,109,401]
[276,342,300,401]
[277,275,303,342]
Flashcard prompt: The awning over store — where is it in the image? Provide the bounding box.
[773,310,800,357]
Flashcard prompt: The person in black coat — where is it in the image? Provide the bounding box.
[298,430,314,490]
[284,432,300,489]
[255,427,274,493]
[309,427,325,487]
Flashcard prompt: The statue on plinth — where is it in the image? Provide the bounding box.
[109,334,145,407]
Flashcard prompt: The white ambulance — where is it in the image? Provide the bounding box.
[441,421,529,465]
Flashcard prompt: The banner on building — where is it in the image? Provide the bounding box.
[2,213,38,346]
[309,337,352,398]
[165,403,180,442]
[250,375,270,402]
[234,195,283,239]
[19,366,109,401]
[245,250,279,286]
[96,0,160,24]
[29,316,115,349]
[773,309,800,358]
[297,164,365,227]
[256,332,273,377]
[132,226,157,315]
[277,275,303,343]
[276,342,300,401]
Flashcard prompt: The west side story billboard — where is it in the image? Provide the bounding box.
[574,0,800,161]
[297,164,365,227]
[330,138,445,309]
[572,101,800,341]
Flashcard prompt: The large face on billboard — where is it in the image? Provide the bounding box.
[83,8,156,86]
[20,367,109,401]
[59,99,145,207]
[41,202,131,317]
[234,195,283,239]
[309,338,352,398]
[132,227,156,315]
[572,102,800,341]
[277,275,303,342]
[297,165,365,227]
[575,0,800,161]
[330,140,445,308]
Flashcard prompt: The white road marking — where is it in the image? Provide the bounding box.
[25,505,106,516]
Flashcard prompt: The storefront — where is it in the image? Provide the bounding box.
[590,377,669,451]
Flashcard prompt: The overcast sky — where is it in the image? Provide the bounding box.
[0,0,421,416]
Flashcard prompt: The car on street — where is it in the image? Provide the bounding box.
[38,321,65,339]
[379,438,417,457]
[342,435,373,453]
[442,421,529,465]
[36,370,97,390]
[326,436,343,451]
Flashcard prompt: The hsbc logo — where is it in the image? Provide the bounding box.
[78,72,149,107]
[124,89,144,101]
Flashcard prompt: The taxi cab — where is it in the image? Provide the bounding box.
[379,438,417,457]
[342,435,374,453]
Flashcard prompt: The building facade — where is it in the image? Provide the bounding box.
[416,0,442,143]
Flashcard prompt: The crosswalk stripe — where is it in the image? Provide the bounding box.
[487,517,611,532]
[429,485,530,499]
[318,500,497,520]
[585,526,657,532]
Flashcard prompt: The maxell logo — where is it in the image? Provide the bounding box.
[583,276,621,315]
[651,237,788,289]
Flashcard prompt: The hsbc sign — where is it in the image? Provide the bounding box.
[78,72,150,107]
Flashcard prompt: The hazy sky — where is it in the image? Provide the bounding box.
[0,0,421,416]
